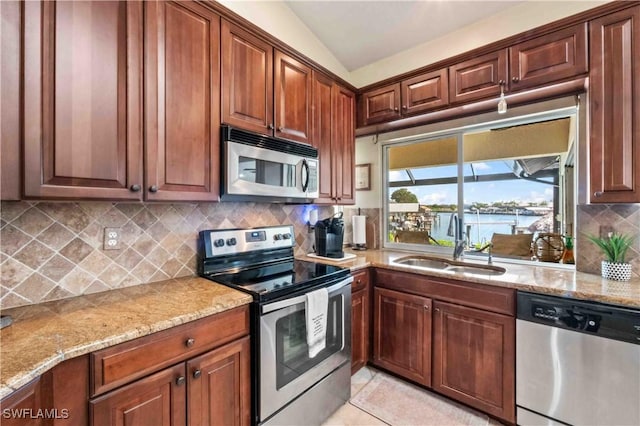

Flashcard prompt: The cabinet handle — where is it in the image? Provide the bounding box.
[512,77,520,83]
[268,123,274,130]
[175,376,186,386]
[185,338,195,347]
[593,191,603,197]
[129,184,141,192]
[193,369,202,379]
[149,185,158,193]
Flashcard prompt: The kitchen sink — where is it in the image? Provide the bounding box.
[392,255,506,276]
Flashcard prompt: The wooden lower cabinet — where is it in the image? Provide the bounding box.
[0,378,44,426]
[351,269,370,374]
[432,301,515,423]
[187,337,250,426]
[372,287,432,386]
[91,364,187,426]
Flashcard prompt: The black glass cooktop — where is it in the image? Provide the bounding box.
[204,259,349,302]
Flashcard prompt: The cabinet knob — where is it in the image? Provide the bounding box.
[268,123,274,130]
[356,279,362,285]
[175,376,186,386]
[394,107,399,112]
[185,338,195,347]
[435,307,440,312]
[594,191,603,198]
[129,184,141,192]
[424,305,429,310]
[193,369,202,379]
[498,80,505,86]
[402,105,407,110]
[278,126,284,132]
[512,77,520,83]
[149,185,158,193]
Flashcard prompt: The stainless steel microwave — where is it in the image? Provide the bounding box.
[221,125,319,203]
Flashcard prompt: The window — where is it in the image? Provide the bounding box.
[382,99,579,265]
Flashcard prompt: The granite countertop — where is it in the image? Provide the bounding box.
[0,276,252,400]
[301,248,640,309]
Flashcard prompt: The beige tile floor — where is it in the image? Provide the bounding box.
[322,367,504,426]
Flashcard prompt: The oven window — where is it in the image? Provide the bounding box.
[239,156,296,187]
[275,294,343,389]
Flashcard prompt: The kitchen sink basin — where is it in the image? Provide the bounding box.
[392,255,506,276]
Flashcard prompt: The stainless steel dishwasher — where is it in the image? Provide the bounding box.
[516,291,640,425]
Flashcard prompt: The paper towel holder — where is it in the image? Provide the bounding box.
[351,212,367,251]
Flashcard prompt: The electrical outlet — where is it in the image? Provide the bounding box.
[103,227,121,250]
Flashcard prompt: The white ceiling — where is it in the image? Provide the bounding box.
[285,1,524,71]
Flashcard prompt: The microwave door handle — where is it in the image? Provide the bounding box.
[301,159,310,192]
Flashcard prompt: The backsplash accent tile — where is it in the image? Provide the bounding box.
[576,204,640,278]
[0,201,332,309]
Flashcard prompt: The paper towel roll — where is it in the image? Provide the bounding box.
[352,215,367,246]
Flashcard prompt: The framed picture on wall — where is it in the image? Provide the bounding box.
[355,163,371,191]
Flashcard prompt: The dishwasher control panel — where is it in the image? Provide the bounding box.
[517,291,640,344]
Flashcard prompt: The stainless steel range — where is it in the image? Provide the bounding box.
[199,225,352,426]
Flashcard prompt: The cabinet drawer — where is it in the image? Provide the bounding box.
[91,305,249,396]
[375,268,515,315]
[351,268,370,292]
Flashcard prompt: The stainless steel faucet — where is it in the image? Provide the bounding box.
[452,214,466,261]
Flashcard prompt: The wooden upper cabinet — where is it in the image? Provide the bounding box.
[221,19,273,136]
[401,69,449,116]
[509,23,588,91]
[312,72,335,203]
[373,287,432,386]
[360,84,401,126]
[589,5,640,203]
[432,301,515,423]
[1,0,21,200]
[23,1,143,199]
[274,51,312,144]
[145,1,220,201]
[449,49,507,104]
[333,84,356,204]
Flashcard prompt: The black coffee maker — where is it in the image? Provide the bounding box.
[314,212,344,258]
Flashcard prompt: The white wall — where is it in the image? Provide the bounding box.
[354,136,382,209]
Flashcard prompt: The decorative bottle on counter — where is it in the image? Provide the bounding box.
[561,235,575,264]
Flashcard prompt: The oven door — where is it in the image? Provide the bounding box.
[259,277,352,421]
[224,140,318,201]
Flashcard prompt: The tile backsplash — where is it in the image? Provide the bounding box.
[0,201,333,309]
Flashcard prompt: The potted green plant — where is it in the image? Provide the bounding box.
[586,232,634,281]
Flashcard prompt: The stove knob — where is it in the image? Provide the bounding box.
[226,237,237,246]
[274,234,282,241]
[282,233,292,240]
[214,238,225,248]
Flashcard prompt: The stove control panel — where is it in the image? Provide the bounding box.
[201,225,295,257]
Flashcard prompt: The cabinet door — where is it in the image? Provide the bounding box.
[0,378,44,426]
[23,1,143,199]
[589,6,640,203]
[401,69,449,116]
[449,49,507,104]
[274,51,312,144]
[433,301,515,423]
[373,287,431,386]
[509,24,588,91]
[351,269,370,374]
[1,0,21,200]
[360,83,401,126]
[333,84,356,204]
[312,72,335,204]
[221,20,273,136]
[90,364,187,426]
[187,336,251,426]
[145,0,220,201]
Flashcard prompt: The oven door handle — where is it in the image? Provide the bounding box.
[261,276,353,314]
